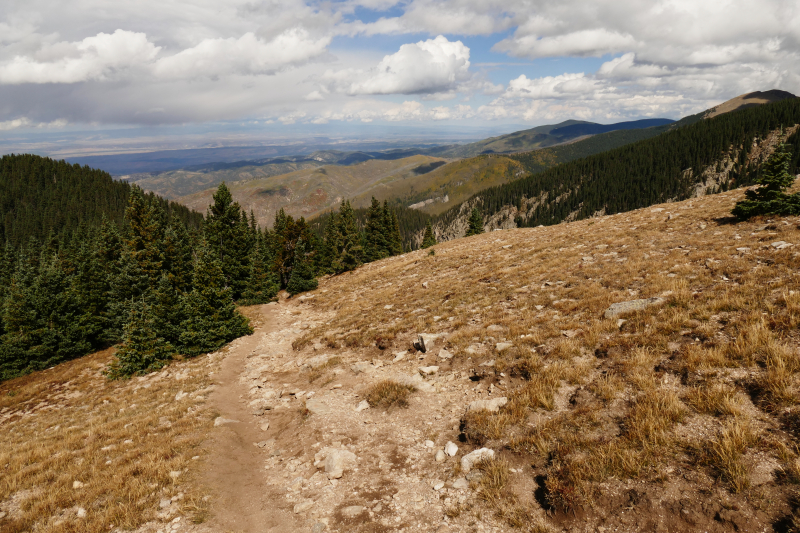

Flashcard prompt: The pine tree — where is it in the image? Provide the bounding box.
[204,183,253,299]
[466,208,484,236]
[162,220,194,293]
[240,235,280,305]
[334,201,363,273]
[107,299,175,379]
[178,243,252,357]
[123,187,164,285]
[149,274,185,347]
[364,197,389,262]
[421,221,437,248]
[732,139,800,218]
[286,240,318,296]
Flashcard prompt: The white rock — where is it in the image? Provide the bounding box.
[214,417,240,427]
[452,477,469,490]
[72,481,84,489]
[435,450,446,462]
[315,448,358,479]
[159,498,172,509]
[392,351,407,363]
[495,342,513,352]
[433,481,445,490]
[294,500,315,514]
[174,391,188,401]
[395,373,434,393]
[604,297,665,319]
[419,366,439,377]
[355,400,370,412]
[384,304,394,310]
[461,448,494,473]
[437,349,453,360]
[341,505,365,518]
[772,241,793,250]
[169,471,181,479]
[445,442,458,457]
[76,507,87,518]
[425,440,435,448]
[260,422,270,431]
[468,397,508,413]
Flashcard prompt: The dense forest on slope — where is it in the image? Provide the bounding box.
[0,154,203,246]
[435,97,800,232]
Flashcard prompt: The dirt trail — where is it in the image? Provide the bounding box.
[203,301,296,533]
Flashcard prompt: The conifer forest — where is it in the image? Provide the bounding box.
[0,156,407,380]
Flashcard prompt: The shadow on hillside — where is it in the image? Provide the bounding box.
[713,215,741,225]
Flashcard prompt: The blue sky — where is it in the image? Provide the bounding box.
[0,0,798,155]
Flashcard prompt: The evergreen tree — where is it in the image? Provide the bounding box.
[333,201,363,273]
[386,204,403,256]
[148,274,185,347]
[123,187,164,285]
[421,221,437,248]
[178,243,252,357]
[162,219,194,293]
[286,240,318,296]
[204,183,252,299]
[466,208,484,236]
[364,197,389,262]
[732,139,800,218]
[240,235,280,305]
[107,299,175,379]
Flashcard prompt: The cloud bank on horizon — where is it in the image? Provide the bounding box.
[0,0,798,131]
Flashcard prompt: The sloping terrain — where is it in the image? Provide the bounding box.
[176,155,447,227]
[5,187,800,533]
[706,90,797,119]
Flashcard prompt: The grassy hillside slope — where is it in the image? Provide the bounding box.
[176,155,446,227]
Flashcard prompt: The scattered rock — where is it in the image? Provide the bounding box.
[419,366,439,377]
[452,477,469,490]
[316,448,358,479]
[433,481,445,490]
[293,500,315,514]
[312,523,327,533]
[307,355,331,369]
[384,304,393,310]
[437,349,453,360]
[495,342,512,352]
[422,281,429,289]
[478,359,495,367]
[76,507,87,518]
[392,351,407,363]
[169,471,181,479]
[395,373,434,393]
[174,391,188,401]
[468,397,507,412]
[772,241,793,250]
[355,400,370,412]
[159,499,172,509]
[486,324,505,332]
[414,333,442,353]
[445,441,458,457]
[341,505,366,519]
[214,417,240,427]
[260,422,270,431]
[425,440,435,448]
[465,345,480,355]
[435,450,446,462]
[461,448,494,473]
[305,398,330,415]
[603,297,665,319]
[72,481,84,489]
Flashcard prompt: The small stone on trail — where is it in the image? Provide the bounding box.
[604,297,665,319]
[214,417,240,427]
[461,448,494,473]
[312,523,327,533]
[433,481,445,490]
[392,351,407,363]
[422,281,429,289]
[435,450,446,462]
[159,499,172,509]
[445,441,458,457]
[495,342,512,352]
[355,400,370,412]
[437,349,453,360]
[306,398,330,415]
[76,507,87,518]
[452,477,469,490]
[425,440,435,448]
[468,397,507,412]
[419,366,439,377]
[293,500,315,514]
[341,505,366,519]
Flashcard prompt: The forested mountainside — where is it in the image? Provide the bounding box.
[426,97,800,242]
[0,154,203,247]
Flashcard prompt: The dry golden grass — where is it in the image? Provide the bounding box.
[294,188,800,518]
[0,347,219,532]
[364,380,415,408]
[705,417,758,493]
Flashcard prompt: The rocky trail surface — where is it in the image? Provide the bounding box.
[196,300,507,533]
